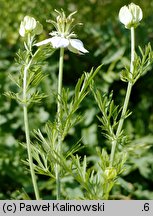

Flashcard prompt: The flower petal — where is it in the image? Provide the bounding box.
[119,6,132,26]
[19,21,26,37]
[50,36,69,48]
[68,44,79,54]
[35,38,53,46]
[24,16,37,31]
[129,3,143,22]
[69,39,89,54]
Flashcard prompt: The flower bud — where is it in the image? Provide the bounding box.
[119,3,143,29]
[19,16,43,37]
[24,16,36,31]
[104,167,117,180]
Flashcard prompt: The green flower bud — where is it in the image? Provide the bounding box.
[119,3,143,29]
[104,167,117,180]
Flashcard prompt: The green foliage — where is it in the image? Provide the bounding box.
[91,88,122,141]
[40,147,127,200]
[59,66,102,141]
[5,44,54,106]
[23,67,101,194]
[121,43,152,84]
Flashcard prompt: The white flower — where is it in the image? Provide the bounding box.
[19,16,43,37]
[119,3,143,29]
[35,36,88,54]
[35,10,88,54]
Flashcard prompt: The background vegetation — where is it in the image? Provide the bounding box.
[0,0,153,199]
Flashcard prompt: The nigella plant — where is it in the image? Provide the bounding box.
[5,15,54,200]
[28,9,100,200]
[35,10,89,200]
[109,2,144,167]
[89,2,152,199]
[5,9,100,200]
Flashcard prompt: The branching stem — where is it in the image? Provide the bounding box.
[110,27,135,167]
[23,56,40,200]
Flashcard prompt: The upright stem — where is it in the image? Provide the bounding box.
[56,47,64,200]
[23,63,40,200]
[110,27,135,167]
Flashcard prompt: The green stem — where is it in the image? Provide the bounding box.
[23,63,40,200]
[56,47,64,200]
[110,27,135,167]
